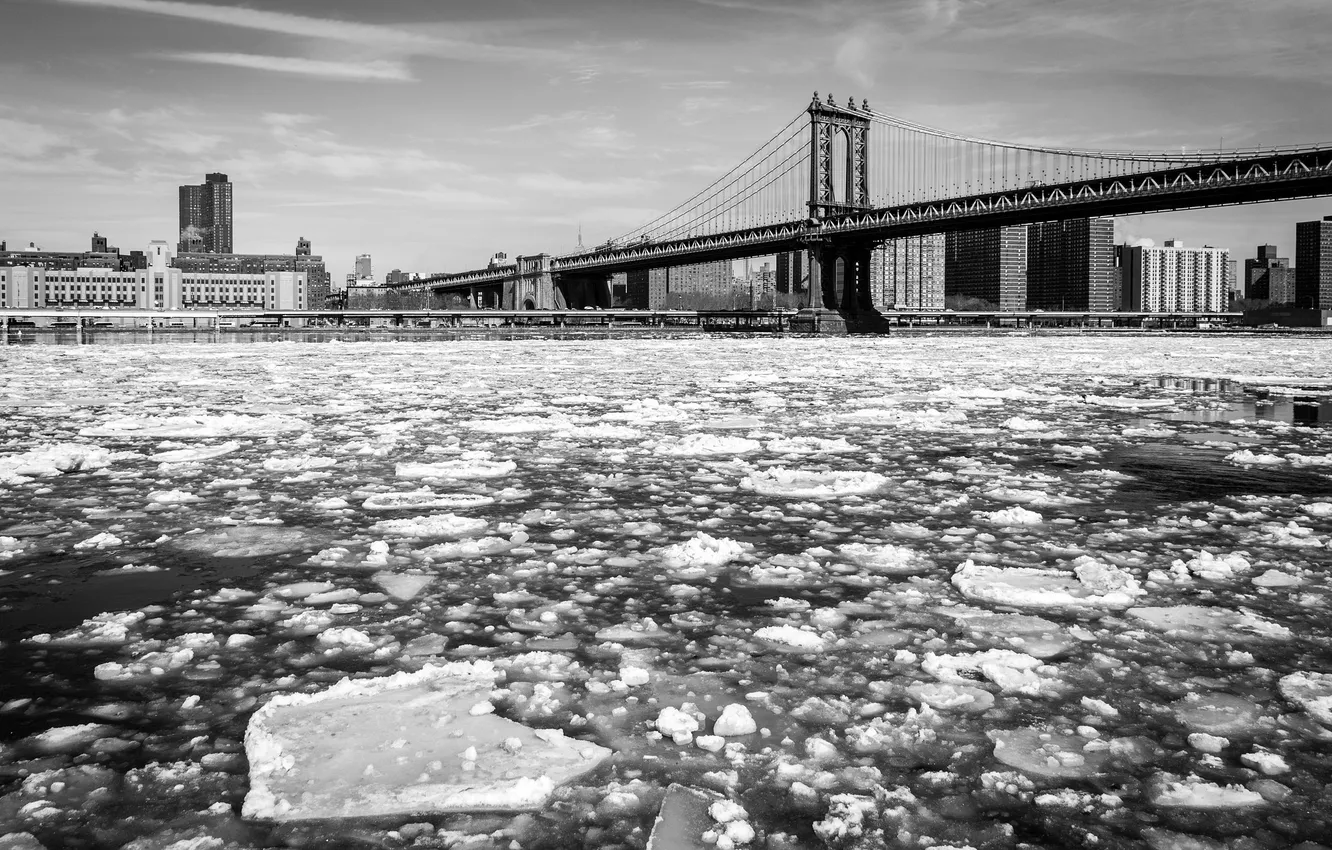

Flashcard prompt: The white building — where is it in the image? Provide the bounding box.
[0,240,305,311]
[1122,240,1229,312]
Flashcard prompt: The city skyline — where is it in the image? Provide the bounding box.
[4,0,1332,279]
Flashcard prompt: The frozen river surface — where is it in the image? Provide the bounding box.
[2,334,1332,850]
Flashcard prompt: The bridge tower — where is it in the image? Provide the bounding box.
[808,92,871,218]
[803,93,879,327]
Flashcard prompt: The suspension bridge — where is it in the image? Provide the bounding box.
[389,92,1332,322]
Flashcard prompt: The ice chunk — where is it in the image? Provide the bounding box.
[990,728,1153,778]
[369,514,488,539]
[654,706,701,744]
[373,572,434,601]
[652,434,761,456]
[81,413,309,438]
[242,662,610,821]
[150,441,241,462]
[0,442,126,483]
[27,723,115,754]
[74,531,123,550]
[1253,569,1303,588]
[713,704,757,737]
[1171,692,1262,735]
[362,491,496,511]
[754,625,828,653]
[740,467,887,499]
[27,611,146,647]
[647,784,726,850]
[1278,672,1332,726]
[973,506,1043,525]
[1128,606,1291,641]
[263,455,337,471]
[953,559,1144,612]
[656,533,749,578]
[906,682,995,713]
[766,436,856,454]
[837,543,933,575]
[464,415,571,434]
[1171,551,1252,581]
[396,460,516,480]
[1148,773,1266,808]
[170,526,313,558]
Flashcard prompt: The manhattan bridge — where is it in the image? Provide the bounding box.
[388,92,1332,321]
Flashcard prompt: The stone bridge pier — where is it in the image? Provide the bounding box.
[796,238,888,334]
[503,255,611,310]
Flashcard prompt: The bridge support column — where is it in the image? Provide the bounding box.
[511,254,557,310]
[791,240,848,335]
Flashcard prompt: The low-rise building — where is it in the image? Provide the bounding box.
[0,240,305,310]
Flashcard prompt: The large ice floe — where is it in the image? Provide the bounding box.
[242,662,610,820]
[4,335,1332,849]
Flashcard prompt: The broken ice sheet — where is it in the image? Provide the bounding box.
[243,662,611,821]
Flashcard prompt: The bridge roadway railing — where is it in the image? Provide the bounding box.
[395,146,1332,292]
[4,308,1245,334]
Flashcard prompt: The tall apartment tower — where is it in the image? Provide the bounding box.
[871,234,945,309]
[1244,244,1294,303]
[775,251,808,297]
[355,254,373,280]
[1123,240,1229,312]
[944,225,1027,310]
[1295,216,1332,309]
[177,173,233,254]
[1027,218,1115,311]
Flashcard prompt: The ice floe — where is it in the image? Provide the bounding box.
[243,662,611,820]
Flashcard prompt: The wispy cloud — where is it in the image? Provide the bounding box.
[52,0,439,49]
[157,52,414,82]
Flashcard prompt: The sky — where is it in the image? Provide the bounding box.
[3,0,1332,281]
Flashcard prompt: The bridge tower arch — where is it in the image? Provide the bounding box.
[808,92,870,219]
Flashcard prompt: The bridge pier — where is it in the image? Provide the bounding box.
[510,254,557,310]
[553,271,612,310]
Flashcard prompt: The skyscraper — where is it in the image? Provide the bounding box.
[944,225,1027,310]
[1026,218,1115,311]
[355,254,373,280]
[177,173,233,254]
[1295,216,1332,309]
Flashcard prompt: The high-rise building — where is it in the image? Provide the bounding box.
[1295,216,1332,309]
[355,254,373,280]
[775,251,808,296]
[945,225,1027,310]
[870,234,945,309]
[1122,240,1229,312]
[1026,218,1115,311]
[1244,244,1293,303]
[178,173,233,254]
